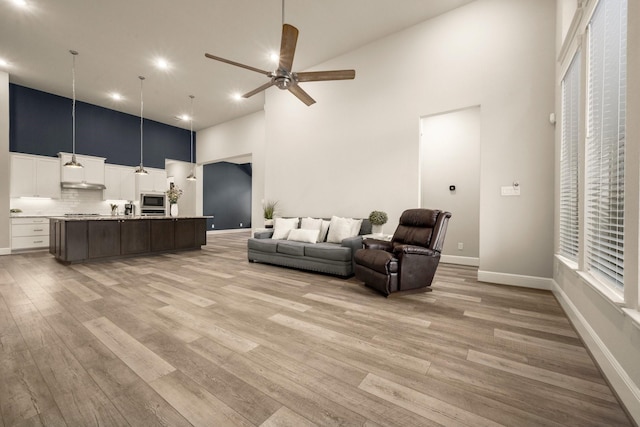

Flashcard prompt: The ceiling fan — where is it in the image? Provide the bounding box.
[205,23,355,106]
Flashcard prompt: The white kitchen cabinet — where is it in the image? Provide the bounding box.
[135,167,167,194]
[10,153,61,198]
[104,165,136,201]
[59,152,106,186]
[11,217,50,250]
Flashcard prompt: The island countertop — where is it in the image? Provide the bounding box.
[50,216,208,263]
[49,215,212,221]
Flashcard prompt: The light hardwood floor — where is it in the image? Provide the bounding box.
[0,232,633,426]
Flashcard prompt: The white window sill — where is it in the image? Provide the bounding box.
[576,271,625,313]
[555,253,578,271]
[622,308,640,332]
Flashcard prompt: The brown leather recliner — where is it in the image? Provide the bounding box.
[354,209,451,296]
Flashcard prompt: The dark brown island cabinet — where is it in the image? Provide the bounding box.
[49,217,207,263]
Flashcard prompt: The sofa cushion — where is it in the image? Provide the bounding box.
[305,243,352,262]
[277,241,306,256]
[248,238,278,253]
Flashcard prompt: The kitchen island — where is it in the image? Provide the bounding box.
[49,216,208,264]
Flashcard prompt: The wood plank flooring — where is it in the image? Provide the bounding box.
[0,232,633,426]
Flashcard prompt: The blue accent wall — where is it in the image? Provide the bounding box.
[203,162,252,230]
[9,84,193,168]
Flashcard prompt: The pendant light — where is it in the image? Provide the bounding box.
[186,95,197,181]
[64,50,83,168]
[134,75,148,175]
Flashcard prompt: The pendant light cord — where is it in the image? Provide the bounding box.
[139,76,145,166]
[70,50,78,155]
[189,95,194,164]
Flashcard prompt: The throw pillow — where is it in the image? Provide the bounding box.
[326,216,361,243]
[300,217,323,231]
[319,220,331,242]
[271,217,299,240]
[287,228,319,244]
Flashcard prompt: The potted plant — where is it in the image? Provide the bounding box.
[263,200,278,228]
[368,210,388,235]
[166,183,183,217]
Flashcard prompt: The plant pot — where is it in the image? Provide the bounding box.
[170,203,179,217]
[264,219,274,228]
[372,224,384,235]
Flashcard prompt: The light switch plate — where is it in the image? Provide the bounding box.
[501,186,521,196]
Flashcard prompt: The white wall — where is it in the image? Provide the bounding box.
[420,107,480,263]
[0,71,9,254]
[196,111,265,226]
[264,0,556,280]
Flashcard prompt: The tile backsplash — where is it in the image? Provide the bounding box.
[10,189,133,216]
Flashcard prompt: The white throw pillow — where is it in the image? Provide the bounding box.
[300,217,323,231]
[326,216,361,243]
[271,217,299,240]
[287,228,319,243]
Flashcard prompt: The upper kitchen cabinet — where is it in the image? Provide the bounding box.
[58,153,106,189]
[104,165,136,201]
[135,167,167,194]
[10,153,61,198]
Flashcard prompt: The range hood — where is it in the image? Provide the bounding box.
[61,181,106,190]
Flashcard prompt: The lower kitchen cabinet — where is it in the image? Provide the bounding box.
[121,219,150,254]
[51,217,207,263]
[88,220,121,259]
[11,217,50,250]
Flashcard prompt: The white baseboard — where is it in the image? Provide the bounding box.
[441,255,479,267]
[551,280,640,422]
[207,229,251,235]
[477,270,553,290]
[0,247,10,256]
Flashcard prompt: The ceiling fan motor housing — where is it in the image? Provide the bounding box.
[273,69,293,89]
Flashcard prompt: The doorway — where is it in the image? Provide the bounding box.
[420,106,480,266]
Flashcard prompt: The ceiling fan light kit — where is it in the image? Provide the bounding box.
[205,23,355,106]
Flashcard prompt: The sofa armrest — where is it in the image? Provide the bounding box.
[363,239,393,252]
[394,244,438,257]
[254,230,274,239]
[341,235,364,252]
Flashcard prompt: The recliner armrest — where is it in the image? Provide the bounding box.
[254,230,274,239]
[363,239,392,251]
[394,244,438,257]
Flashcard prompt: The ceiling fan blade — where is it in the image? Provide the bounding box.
[279,24,299,72]
[205,53,271,76]
[295,70,356,82]
[242,81,275,99]
[288,84,316,106]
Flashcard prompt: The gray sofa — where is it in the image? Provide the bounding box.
[247,219,372,277]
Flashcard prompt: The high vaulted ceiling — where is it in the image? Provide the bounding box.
[0,0,475,130]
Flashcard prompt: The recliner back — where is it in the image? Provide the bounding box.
[391,209,441,249]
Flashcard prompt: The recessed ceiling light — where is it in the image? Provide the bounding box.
[180,114,190,121]
[110,92,122,101]
[269,52,279,63]
[231,93,243,101]
[11,0,28,8]
[155,58,170,70]
[0,58,8,68]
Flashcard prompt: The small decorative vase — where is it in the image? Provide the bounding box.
[170,203,179,217]
[372,224,384,235]
[264,219,274,228]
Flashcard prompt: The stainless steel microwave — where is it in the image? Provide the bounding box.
[140,193,165,213]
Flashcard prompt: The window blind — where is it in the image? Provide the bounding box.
[559,52,581,261]
[585,0,627,289]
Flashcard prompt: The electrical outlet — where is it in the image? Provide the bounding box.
[240,222,243,227]
[458,242,464,250]
[211,224,215,229]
